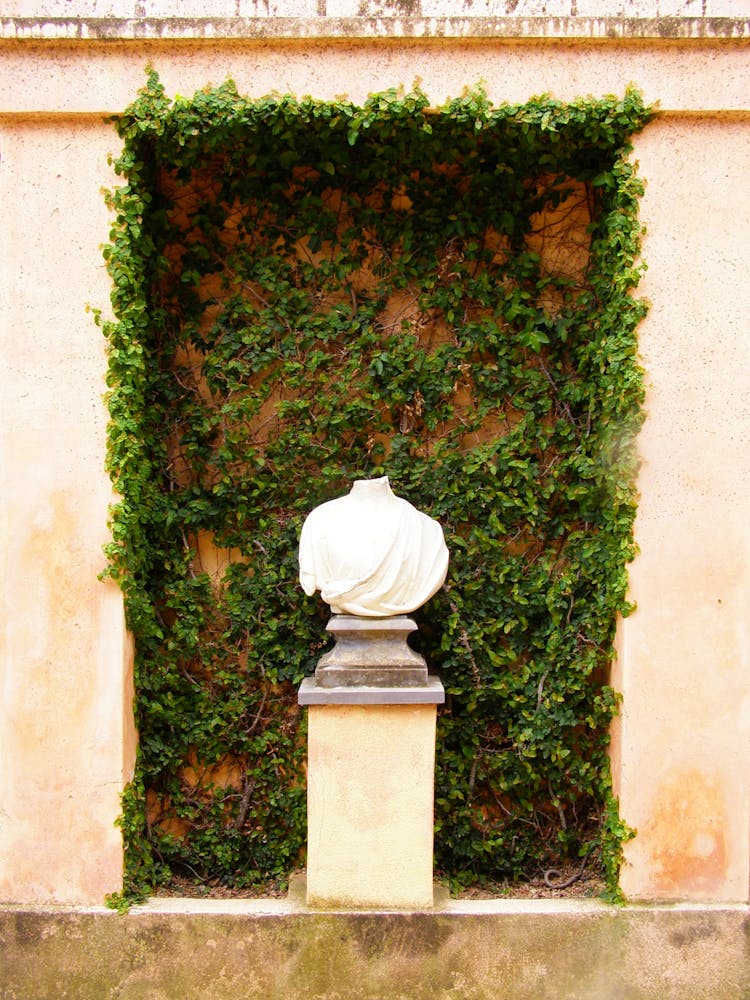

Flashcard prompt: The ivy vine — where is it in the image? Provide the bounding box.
[100,70,653,903]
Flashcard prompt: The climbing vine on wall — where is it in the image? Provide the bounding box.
[100,70,653,903]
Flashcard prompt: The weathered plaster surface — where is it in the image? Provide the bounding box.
[610,115,750,901]
[1,902,749,999]
[2,0,750,26]
[1,14,750,40]
[0,24,749,907]
[0,120,136,904]
[1,39,749,115]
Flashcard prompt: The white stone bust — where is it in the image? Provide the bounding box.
[298,477,449,617]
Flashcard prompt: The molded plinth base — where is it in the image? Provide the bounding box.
[314,615,428,687]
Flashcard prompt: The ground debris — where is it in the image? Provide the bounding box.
[153,865,606,902]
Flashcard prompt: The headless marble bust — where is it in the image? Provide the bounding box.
[298,477,449,617]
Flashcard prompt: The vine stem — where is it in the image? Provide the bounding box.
[543,844,593,890]
[447,596,481,689]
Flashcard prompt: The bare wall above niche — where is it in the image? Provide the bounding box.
[2,33,749,117]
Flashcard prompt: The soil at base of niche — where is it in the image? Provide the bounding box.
[153,865,606,901]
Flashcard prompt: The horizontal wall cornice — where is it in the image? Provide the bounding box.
[1,16,749,43]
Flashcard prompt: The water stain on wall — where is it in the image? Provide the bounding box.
[645,768,727,895]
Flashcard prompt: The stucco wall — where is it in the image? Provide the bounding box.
[1,16,749,905]
[611,115,750,901]
[0,118,136,903]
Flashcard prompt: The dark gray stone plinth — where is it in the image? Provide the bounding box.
[314,615,428,688]
[298,676,445,705]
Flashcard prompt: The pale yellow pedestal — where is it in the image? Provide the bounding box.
[305,702,438,909]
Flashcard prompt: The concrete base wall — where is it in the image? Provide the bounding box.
[1,900,749,1000]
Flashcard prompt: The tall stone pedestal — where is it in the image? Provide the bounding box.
[298,687,443,909]
[298,610,444,908]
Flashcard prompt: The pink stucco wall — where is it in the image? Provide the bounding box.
[0,120,136,903]
[611,116,750,901]
[0,15,748,904]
